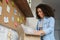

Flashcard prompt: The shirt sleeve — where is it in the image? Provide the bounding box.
[43,17,55,35]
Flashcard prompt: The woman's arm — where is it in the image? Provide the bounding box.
[34,17,55,36]
[43,17,55,35]
[34,30,45,36]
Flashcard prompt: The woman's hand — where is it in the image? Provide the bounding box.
[34,30,40,35]
[34,30,45,36]
[39,30,45,36]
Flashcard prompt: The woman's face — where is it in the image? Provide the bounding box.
[37,8,44,18]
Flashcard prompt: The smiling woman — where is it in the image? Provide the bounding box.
[34,4,55,40]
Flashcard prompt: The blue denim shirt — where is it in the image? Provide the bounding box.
[36,17,55,40]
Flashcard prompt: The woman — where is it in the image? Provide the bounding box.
[34,4,55,40]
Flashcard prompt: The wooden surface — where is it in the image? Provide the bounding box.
[0,0,26,39]
[24,34,40,40]
[13,0,33,17]
[19,25,40,40]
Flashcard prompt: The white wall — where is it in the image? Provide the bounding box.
[26,0,43,28]
[31,0,43,18]
[26,17,38,29]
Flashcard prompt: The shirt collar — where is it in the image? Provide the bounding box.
[38,17,48,21]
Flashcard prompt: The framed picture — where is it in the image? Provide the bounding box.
[0,6,2,15]
[4,16,9,23]
[12,16,14,22]
[7,5,10,13]
[14,9,17,15]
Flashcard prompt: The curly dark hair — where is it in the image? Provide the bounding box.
[36,4,55,19]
